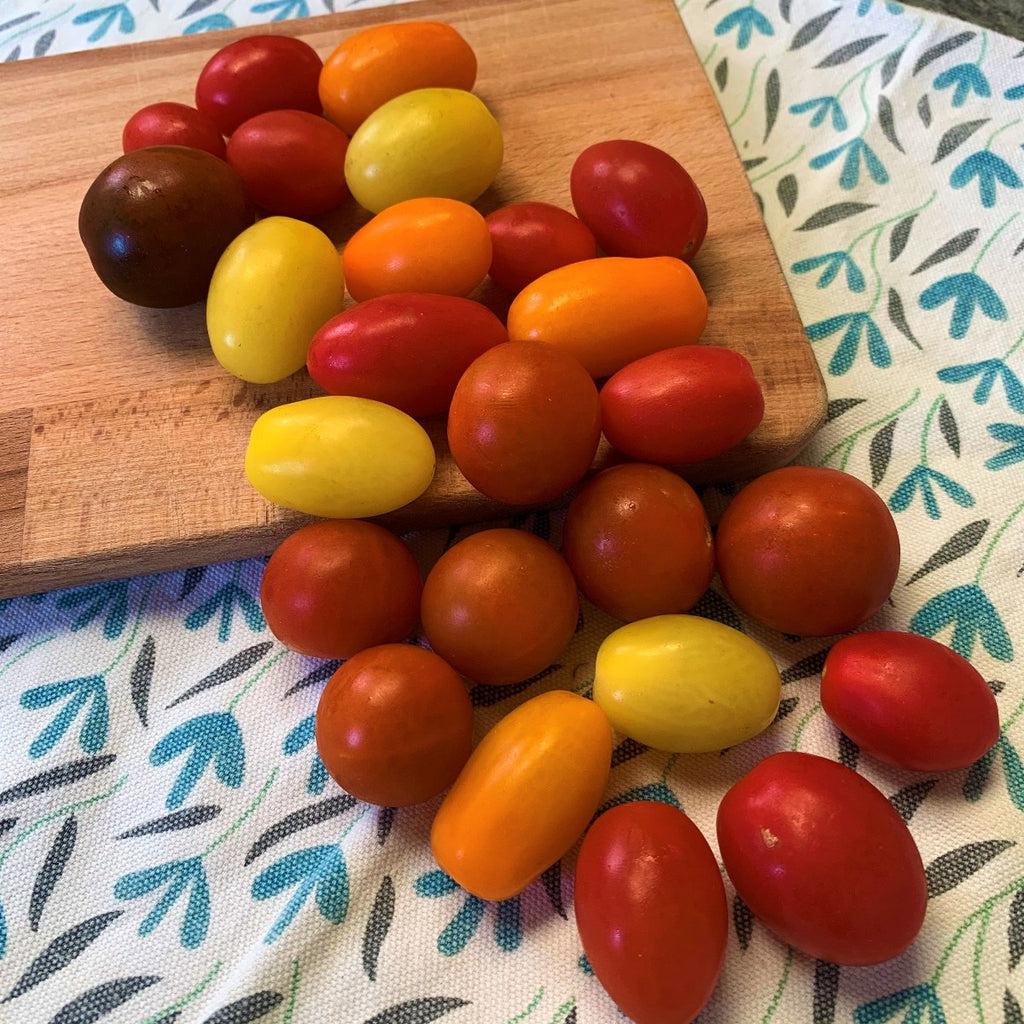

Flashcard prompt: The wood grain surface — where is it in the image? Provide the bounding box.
[0,0,826,598]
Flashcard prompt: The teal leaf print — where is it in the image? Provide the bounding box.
[949,149,1023,207]
[985,423,1024,469]
[363,998,471,1024]
[150,712,245,810]
[854,982,947,1023]
[889,465,974,519]
[791,251,866,291]
[938,359,1024,411]
[910,583,1012,661]
[919,272,1008,338]
[714,6,774,49]
[810,137,889,189]
[20,675,109,758]
[56,580,131,639]
[1006,84,1024,101]
[114,857,210,948]
[857,0,903,12]
[934,63,991,107]
[183,14,235,33]
[1000,736,1024,812]
[806,312,891,375]
[415,870,524,954]
[282,714,328,795]
[72,4,135,43]
[185,581,265,642]
[789,95,847,130]
[251,0,310,20]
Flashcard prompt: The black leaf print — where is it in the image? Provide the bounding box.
[877,95,903,153]
[0,755,117,805]
[777,173,798,216]
[778,0,792,22]
[963,745,997,802]
[1006,988,1024,1024]
[130,635,155,728]
[773,696,800,723]
[889,779,938,822]
[33,29,53,57]
[180,566,206,600]
[179,0,222,15]
[243,794,358,866]
[1013,236,1024,257]
[1009,886,1024,970]
[564,1011,577,1024]
[541,861,567,920]
[743,157,769,171]
[795,202,876,231]
[890,214,917,262]
[780,647,829,683]
[789,7,841,51]
[733,893,755,950]
[881,46,905,88]
[926,839,1015,898]
[912,229,979,273]
[0,632,22,652]
[377,805,396,845]
[813,959,840,1024]
[815,35,885,69]
[0,13,37,32]
[714,57,728,91]
[869,418,897,488]
[933,119,988,163]
[938,399,960,457]
[284,659,341,698]
[362,997,470,1024]
[201,992,284,1024]
[30,816,77,931]
[612,736,648,766]
[906,519,989,585]
[838,732,859,770]
[0,817,16,837]
[918,94,932,128]
[913,31,976,75]
[692,588,744,632]
[50,978,162,1023]
[363,875,395,981]
[825,397,865,422]
[753,191,765,216]
[471,676,541,707]
[887,289,922,349]
[117,805,221,839]
[5,911,123,1001]
[764,69,780,143]
[166,641,274,708]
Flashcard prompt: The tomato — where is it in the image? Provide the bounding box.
[225,109,349,218]
[315,643,474,807]
[600,346,765,464]
[570,139,708,261]
[575,802,728,1024]
[593,614,781,752]
[194,34,323,136]
[245,396,436,519]
[716,751,928,965]
[485,201,598,293]
[506,257,707,378]
[342,198,492,302]
[562,463,714,622]
[821,631,1000,771]
[446,340,602,505]
[714,466,901,637]
[431,690,612,900]
[319,21,477,137]
[307,293,508,418]
[344,87,503,214]
[260,520,422,660]
[420,528,579,687]
[121,101,225,158]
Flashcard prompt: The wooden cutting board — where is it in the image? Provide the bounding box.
[0,0,826,599]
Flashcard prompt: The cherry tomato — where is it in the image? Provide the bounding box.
[315,643,474,807]
[570,139,708,261]
[319,21,477,137]
[420,527,580,687]
[430,689,613,901]
[575,802,728,1024]
[342,198,491,301]
[225,109,349,218]
[121,101,225,158]
[485,201,598,293]
[716,751,928,965]
[447,340,601,505]
[307,293,508,418]
[600,346,765,464]
[821,631,1000,771]
[714,466,901,637]
[260,519,422,660]
[562,463,714,621]
[194,34,323,137]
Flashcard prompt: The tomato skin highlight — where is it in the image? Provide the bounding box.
[575,801,728,1024]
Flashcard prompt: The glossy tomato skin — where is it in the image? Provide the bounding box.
[714,466,901,637]
[821,631,1000,771]
[260,519,422,660]
[570,140,708,261]
[575,802,728,1024]
[122,101,226,158]
[307,293,507,418]
[315,643,474,807]
[716,751,928,965]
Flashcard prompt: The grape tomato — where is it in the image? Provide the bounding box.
[121,101,226,157]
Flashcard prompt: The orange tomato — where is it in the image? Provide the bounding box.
[430,689,613,901]
[319,21,477,137]
[342,197,492,302]
[506,256,708,378]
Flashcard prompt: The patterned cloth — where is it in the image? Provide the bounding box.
[2,1,1023,1023]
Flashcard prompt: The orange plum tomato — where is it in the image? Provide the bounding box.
[307,293,508,418]
[562,463,714,622]
[714,466,901,637]
[122,101,226,158]
[716,751,928,966]
[600,346,765,465]
[821,631,1000,772]
[570,139,708,261]
[575,802,728,1024]
[446,340,602,505]
[419,527,580,687]
[259,520,422,661]
[315,643,474,807]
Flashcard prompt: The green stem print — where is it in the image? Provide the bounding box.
[749,145,806,183]
[971,211,1020,272]
[137,960,224,1024]
[762,946,794,1024]
[975,499,1024,585]
[820,389,921,470]
[729,55,766,129]
[791,700,823,750]
[282,959,301,1024]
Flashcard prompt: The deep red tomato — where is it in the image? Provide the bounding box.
[575,801,728,1024]
[570,139,708,261]
[195,34,323,137]
[121,101,226,158]
[821,631,1000,771]
[315,643,474,807]
[716,751,928,965]
[260,520,422,660]
[714,466,901,637]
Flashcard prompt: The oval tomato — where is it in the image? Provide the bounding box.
[716,751,928,965]
[575,801,728,1024]
[122,101,225,157]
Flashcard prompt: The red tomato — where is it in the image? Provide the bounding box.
[821,631,1000,771]
[716,751,928,965]
[195,34,323,137]
[600,346,765,464]
[485,201,598,293]
[260,520,422,660]
[315,643,474,807]
[575,802,728,1024]
[420,528,580,686]
[122,101,225,158]
[570,139,708,261]
[562,463,714,621]
[714,466,901,637]
[226,109,349,218]
[307,293,508,418]
[446,340,602,505]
